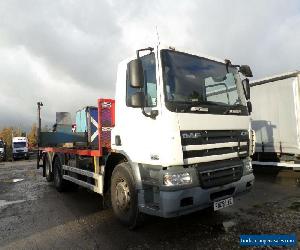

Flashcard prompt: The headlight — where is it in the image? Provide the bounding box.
[243,161,253,175]
[163,172,192,186]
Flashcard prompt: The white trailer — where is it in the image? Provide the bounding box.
[250,71,300,170]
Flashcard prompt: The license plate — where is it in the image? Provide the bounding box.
[213,197,233,211]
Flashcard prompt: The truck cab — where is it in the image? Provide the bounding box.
[111,45,255,218]
[12,137,29,160]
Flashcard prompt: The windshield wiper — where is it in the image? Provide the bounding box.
[189,100,224,105]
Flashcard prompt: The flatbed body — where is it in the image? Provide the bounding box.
[41,147,101,157]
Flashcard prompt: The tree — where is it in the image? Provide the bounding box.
[1,127,15,147]
[0,126,25,143]
[0,127,24,160]
[28,123,37,148]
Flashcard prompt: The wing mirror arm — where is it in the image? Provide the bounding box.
[142,109,158,119]
[129,92,158,119]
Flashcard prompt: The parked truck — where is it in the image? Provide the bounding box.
[250,71,300,170]
[12,137,29,160]
[0,139,6,162]
[37,45,255,228]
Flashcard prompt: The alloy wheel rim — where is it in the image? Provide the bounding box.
[115,179,131,211]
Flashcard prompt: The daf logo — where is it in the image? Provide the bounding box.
[228,109,241,114]
[182,132,202,139]
[190,107,208,112]
[241,131,248,136]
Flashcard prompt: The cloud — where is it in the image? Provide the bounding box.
[0,46,112,128]
[0,0,300,130]
[0,0,124,88]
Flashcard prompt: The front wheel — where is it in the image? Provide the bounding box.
[111,162,143,229]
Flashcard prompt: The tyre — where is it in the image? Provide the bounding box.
[111,162,143,229]
[53,156,67,192]
[45,156,54,182]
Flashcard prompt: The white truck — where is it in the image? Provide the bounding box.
[0,139,5,162]
[12,137,29,160]
[250,71,300,170]
[37,45,255,228]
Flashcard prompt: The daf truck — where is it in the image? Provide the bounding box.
[12,137,29,160]
[251,71,300,170]
[37,45,255,228]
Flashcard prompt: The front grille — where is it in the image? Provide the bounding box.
[181,130,248,146]
[16,150,24,153]
[181,130,249,164]
[197,160,243,189]
[183,145,248,158]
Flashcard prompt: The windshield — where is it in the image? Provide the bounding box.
[13,142,26,148]
[161,50,247,115]
[0,141,3,148]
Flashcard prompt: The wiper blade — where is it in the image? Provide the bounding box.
[188,100,223,106]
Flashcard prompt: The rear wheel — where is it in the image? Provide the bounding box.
[111,162,143,229]
[53,157,67,192]
[45,156,54,182]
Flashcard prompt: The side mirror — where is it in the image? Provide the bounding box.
[242,78,251,100]
[129,92,145,108]
[239,65,253,77]
[128,59,144,88]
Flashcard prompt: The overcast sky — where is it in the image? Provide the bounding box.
[0,0,299,130]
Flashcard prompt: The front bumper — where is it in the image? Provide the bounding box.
[138,173,254,218]
[13,152,28,159]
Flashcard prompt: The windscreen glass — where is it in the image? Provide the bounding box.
[13,142,26,148]
[161,50,247,115]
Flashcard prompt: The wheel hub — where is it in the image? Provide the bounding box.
[115,179,130,211]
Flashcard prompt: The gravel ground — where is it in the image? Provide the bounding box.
[0,160,299,250]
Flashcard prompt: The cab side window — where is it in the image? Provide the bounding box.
[126,52,157,107]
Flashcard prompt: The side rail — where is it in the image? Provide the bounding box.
[62,161,103,194]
